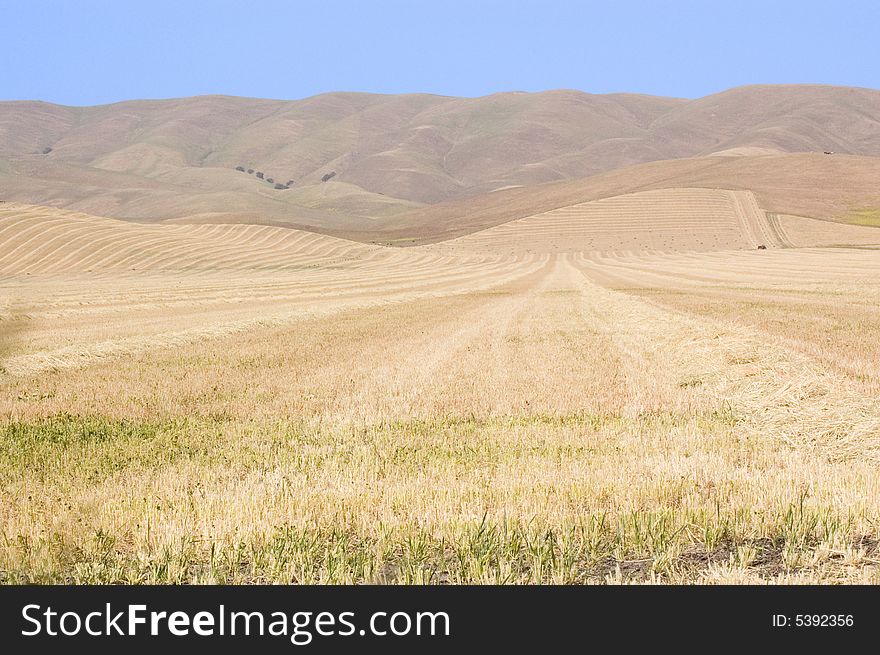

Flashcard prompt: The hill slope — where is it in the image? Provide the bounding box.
[429,188,785,255]
[2,85,880,234]
[379,153,880,244]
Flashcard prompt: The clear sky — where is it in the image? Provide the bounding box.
[1,0,877,105]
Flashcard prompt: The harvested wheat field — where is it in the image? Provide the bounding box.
[432,188,780,254]
[2,193,880,585]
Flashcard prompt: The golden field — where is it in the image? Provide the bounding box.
[1,197,880,584]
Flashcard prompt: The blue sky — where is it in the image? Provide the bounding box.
[1,0,877,105]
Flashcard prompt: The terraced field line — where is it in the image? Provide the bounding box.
[1,256,546,377]
[438,188,762,254]
[328,259,555,423]
[571,254,880,461]
[765,213,796,248]
[729,190,789,249]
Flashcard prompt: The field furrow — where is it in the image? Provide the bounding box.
[2,201,880,584]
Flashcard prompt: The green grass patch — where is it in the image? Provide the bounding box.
[1,503,865,584]
[847,208,880,227]
[0,414,222,479]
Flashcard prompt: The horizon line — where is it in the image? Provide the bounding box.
[2,82,878,109]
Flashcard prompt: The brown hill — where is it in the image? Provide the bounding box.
[2,85,880,227]
[428,188,777,254]
[651,84,880,157]
[370,152,880,243]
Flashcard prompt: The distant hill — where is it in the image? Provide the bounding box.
[375,152,880,243]
[1,84,880,240]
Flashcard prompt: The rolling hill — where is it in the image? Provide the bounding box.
[432,188,776,254]
[375,152,880,244]
[2,85,880,243]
